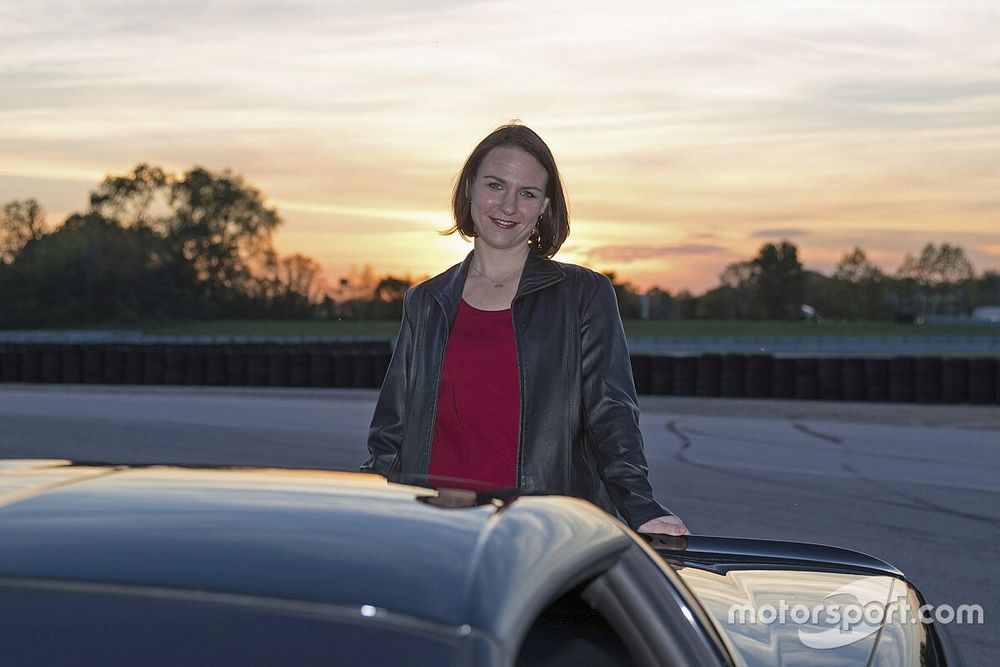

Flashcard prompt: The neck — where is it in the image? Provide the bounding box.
[471,241,530,277]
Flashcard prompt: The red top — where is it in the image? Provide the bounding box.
[428,299,520,490]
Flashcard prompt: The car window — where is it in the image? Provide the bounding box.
[515,581,637,667]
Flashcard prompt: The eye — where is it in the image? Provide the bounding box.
[520,191,535,199]
[487,182,502,190]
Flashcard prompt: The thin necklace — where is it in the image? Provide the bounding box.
[470,263,522,289]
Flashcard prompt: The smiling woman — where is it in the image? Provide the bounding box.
[361,123,688,536]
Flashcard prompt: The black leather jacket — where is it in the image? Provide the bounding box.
[361,250,673,530]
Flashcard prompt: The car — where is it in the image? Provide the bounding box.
[0,459,964,666]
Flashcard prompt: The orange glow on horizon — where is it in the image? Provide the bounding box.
[1,1,998,294]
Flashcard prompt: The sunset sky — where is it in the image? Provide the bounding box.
[1,0,998,292]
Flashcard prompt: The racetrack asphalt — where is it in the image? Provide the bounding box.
[1,384,997,663]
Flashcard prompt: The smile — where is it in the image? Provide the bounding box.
[490,217,518,229]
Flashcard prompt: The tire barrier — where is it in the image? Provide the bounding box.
[967,357,996,405]
[102,347,125,384]
[695,354,722,397]
[771,358,796,399]
[141,347,166,385]
[817,358,843,400]
[0,342,393,389]
[81,347,102,384]
[720,354,746,398]
[246,348,269,387]
[0,347,21,382]
[162,348,186,385]
[794,358,819,400]
[62,346,83,384]
[267,350,290,387]
[21,348,42,383]
[864,358,890,403]
[205,350,228,386]
[996,361,1000,407]
[122,347,144,385]
[351,350,377,389]
[41,346,61,383]
[289,351,310,388]
[1,343,996,403]
[841,358,865,402]
[744,354,771,398]
[183,348,206,386]
[672,356,697,396]
[332,350,352,388]
[888,356,916,403]
[226,349,248,386]
[308,351,332,388]
[915,357,943,404]
[940,358,969,404]
[649,355,674,395]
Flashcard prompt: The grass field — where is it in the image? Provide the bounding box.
[136,319,1000,338]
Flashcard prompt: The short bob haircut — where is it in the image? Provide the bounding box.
[446,123,569,258]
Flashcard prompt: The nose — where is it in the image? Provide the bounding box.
[499,189,517,216]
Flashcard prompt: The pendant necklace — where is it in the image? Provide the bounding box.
[470,263,522,289]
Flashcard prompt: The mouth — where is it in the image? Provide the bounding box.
[490,217,518,229]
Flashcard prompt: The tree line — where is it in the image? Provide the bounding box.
[2,165,998,325]
[0,164,409,327]
[632,240,1000,322]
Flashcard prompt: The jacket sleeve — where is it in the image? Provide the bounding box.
[580,273,673,530]
[359,288,414,478]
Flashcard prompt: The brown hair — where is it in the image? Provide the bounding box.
[446,123,569,258]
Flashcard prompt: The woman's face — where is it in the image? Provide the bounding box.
[469,146,550,252]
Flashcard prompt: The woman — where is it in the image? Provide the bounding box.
[362,124,688,536]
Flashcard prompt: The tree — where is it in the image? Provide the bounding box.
[374,276,411,303]
[168,167,281,301]
[715,260,756,318]
[1,198,47,264]
[644,287,674,319]
[973,271,1000,309]
[750,241,805,319]
[896,243,974,284]
[895,243,975,315]
[834,246,882,283]
[246,251,328,317]
[830,247,885,319]
[371,276,412,319]
[673,290,699,319]
[697,285,743,319]
[277,254,326,304]
[88,164,281,307]
[89,163,170,228]
[1,212,200,326]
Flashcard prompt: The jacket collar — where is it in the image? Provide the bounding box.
[425,249,566,328]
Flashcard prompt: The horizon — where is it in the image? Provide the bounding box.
[2,0,998,293]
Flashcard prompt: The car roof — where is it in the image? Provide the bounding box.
[0,460,631,634]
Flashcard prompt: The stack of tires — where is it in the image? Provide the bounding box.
[622,352,999,405]
[3,342,998,405]
[0,342,393,390]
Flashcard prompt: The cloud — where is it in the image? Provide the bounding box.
[585,244,728,263]
[749,228,809,239]
[1,0,999,293]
